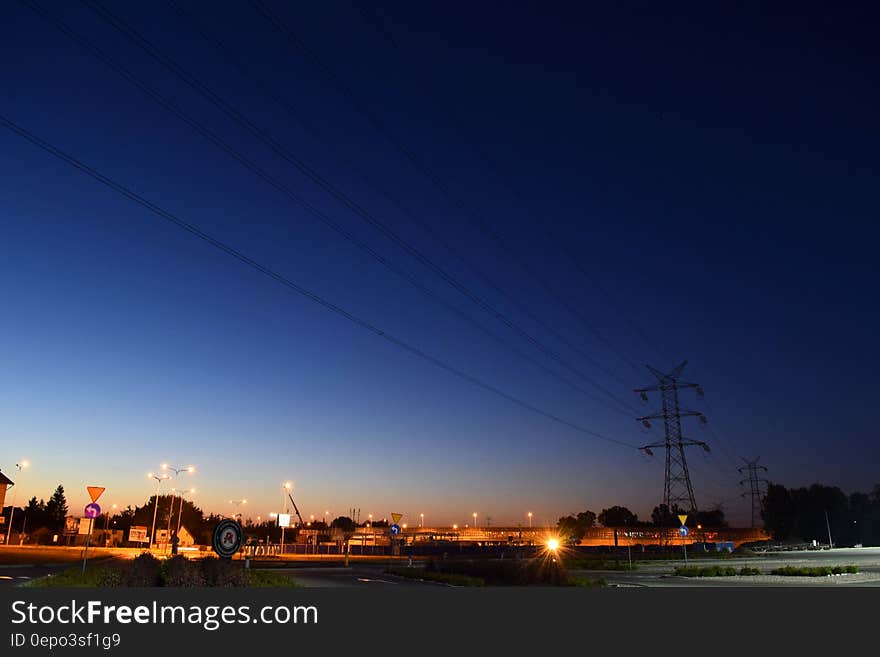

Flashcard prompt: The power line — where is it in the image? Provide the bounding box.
[353,0,666,368]
[23,0,635,418]
[0,112,639,450]
[165,0,636,393]
[77,0,644,417]
[252,0,645,376]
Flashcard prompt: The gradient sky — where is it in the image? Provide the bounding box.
[1,2,877,527]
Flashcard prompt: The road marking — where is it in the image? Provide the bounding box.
[357,577,397,584]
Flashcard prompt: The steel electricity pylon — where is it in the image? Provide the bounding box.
[635,361,709,514]
[738,457,769,528]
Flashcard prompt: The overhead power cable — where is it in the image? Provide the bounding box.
[250,0,645,376]
[0,113,639,450]
[24,0,635,418]
[353,1,671,365]
[166,0,635,393]
[75,0,643,416]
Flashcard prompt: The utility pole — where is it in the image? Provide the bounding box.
[636,361,709,515]
[738,457,769,528]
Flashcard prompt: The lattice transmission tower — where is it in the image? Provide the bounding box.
[738,457,769,527]
[635,361,709,514]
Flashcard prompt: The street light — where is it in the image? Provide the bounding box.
[420,513,424,528]
[147,472,170,549]
[161,465,195,553]
[101,504,118,546]
[5,461,29,546]
[473,512,478,528]
[527,511,533,528]
[229,499,247,522]
[175,489,196,537]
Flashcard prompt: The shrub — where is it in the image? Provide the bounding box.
[674,565,737,577]
[200,557,249,587]
[162,555,205,587]
[769,565,859,577]
[121,553,162,587]
[738,566,761,576]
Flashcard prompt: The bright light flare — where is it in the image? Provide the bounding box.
[547,538,560,551]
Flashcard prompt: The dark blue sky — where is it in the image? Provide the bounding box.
[1,1,877,525]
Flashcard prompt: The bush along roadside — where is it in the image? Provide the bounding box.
[674,565,761,577]
[769,565,859,577]
[28,554,299,588]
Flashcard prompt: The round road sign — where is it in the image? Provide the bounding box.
[679,525,689,537]
[389,524,401,535]
[212,519,243,559]
[84,503,101,519]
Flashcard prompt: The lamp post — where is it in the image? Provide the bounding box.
[161,465,195,554]
[147,472,170,550]
[473,512,478,529]
[420,513,424,528]
[229,499,247,522]
[527,511,533,528]
[4,460,29,546]
[176,489,195,537]
[104,504,117,546]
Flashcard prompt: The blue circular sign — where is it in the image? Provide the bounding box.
[389,524,401,535]
[84,503,101,519]
[679,525,689,537]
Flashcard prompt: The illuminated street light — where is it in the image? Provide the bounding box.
[547,538,560,551]
[175,488,196,536]
[5,461,30,546]
[527,511,533,528]
[473,512,478,528]
[147,471,171,549]
[229,499,247,522]
[162,464,196,553]
[420,513,424,528]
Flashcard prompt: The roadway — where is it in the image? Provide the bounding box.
[583,547,880,587]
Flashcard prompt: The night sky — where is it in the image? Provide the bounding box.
[1,1,877,526]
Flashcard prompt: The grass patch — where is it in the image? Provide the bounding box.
[770,565,859,577]
[569,577,607,587]
[674,565,738,577]
[27,566,118,587]
[386,567,484,587]
[248,570,299,587]
[738,566,761,576]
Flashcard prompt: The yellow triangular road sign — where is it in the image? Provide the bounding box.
[677,514,688,526]
[87,486,106,503]
[391,512,403,525]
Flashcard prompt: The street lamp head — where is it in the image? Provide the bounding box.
[18,460,30,469]
[547,538,560,551]
[161,463,169,470]
[186,466,195,474]
[284,482,292,490]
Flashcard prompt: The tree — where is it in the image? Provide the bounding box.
[44,485,68,531]
[598,506,638,527]
[576,511,597,529]
[556,515,584,544]
[330,516,357,533]
[651,504,683,527]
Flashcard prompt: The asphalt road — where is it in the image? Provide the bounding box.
[271,566,440,587]
[584,547,880,587]
[0,563,70,588]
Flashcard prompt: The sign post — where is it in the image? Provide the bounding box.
[678,514,689,565]
[81,502,101,575]
[390,513,403,561]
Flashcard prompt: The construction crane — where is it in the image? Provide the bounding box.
[286,491,307,528]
